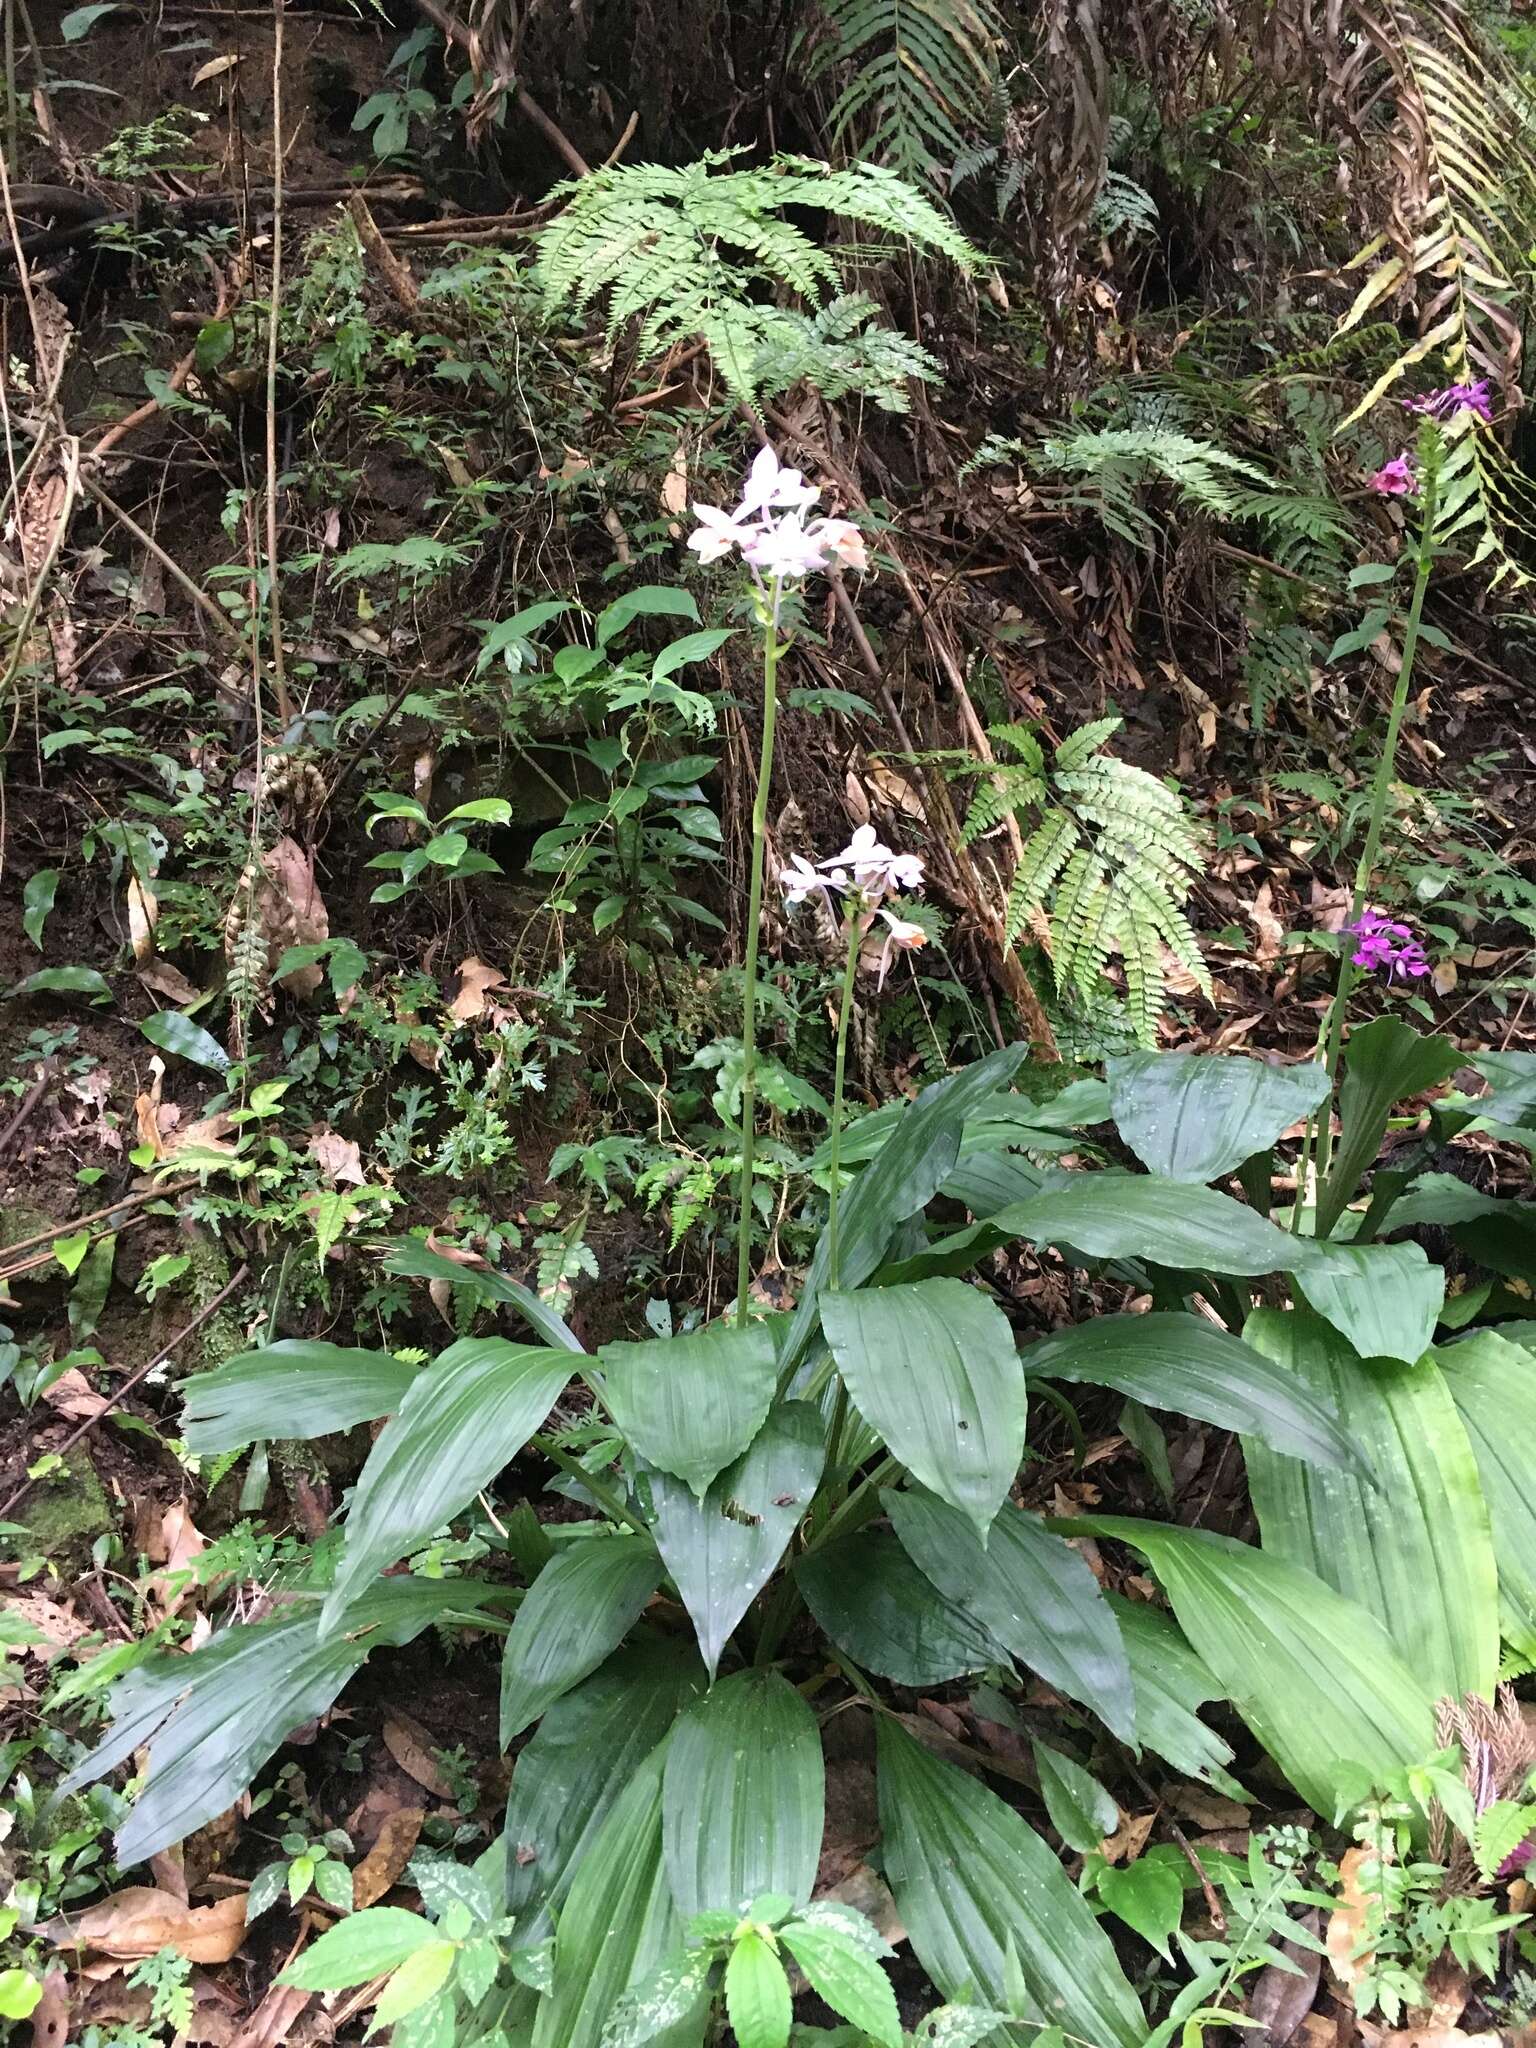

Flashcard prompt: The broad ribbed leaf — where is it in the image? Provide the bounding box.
[500,1537,664,1745]
[383,1237,586,1353]
[505,1638,704,1940]
[796,1530,1005,1685]
[781,1044,1027,1376]
[181,1340,418,1455]
[1316,1016,1460,1237]
[663,1670,823,1915]
[1031,1740,1118,1853]
[821,1281,1026,1538]
[639,1402,824,1677]
[600,1324,775,1499]
[63,1579,501,1865]
[1023,1313,1363,1470]
[1435,1332,1536,1661]
[1293,1242,1444,1364]
[1466,1049,1536,1130]
[885,1488,1134,1744]
[532,1742,706,2048]
[877,1718,1145,2048]
[1107,1595,1241,1791]
[322,1339,573,1627]
[1066,1517,1436,1815]
[1243,1308,1496,1702]
[1107,1052,1329,1184]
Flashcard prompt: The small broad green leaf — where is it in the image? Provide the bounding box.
[280,1906,441,1988]
[1031,1741,1117,1853]
[139,1010,230,1073]
[51,1232,90,1276]
[410,1853,495,1926]
[182,1341,419,1455]
[313,1858,355,1912]
[779,1921,900,2048]
[22,870,59,949]
[531,1741,705,2048]
[1465,1050,1536,1131]
[639,1402,825,1678]
[1316,1016,1460,1237]
[1094,1856,1184,1957]
[1243,1309,1498,1704]
[61,1,120,35]
[501,1537,663,1745]
[725,1932,792,2048]
[0,1972,42,2022]
[195,317,234,371]
[505,1638,705,1939]
[7,966,112,1003]
[886,1488,1135,1744]
[322,1338,573,1628]
[877,1718,1145,2048]
[663,1669,823,1917]
[796,1529,1006,1686]
[245,1862,287,1922]
[1061,1517,1436,1816]
[370,1939,457,2028]
[598,1324,776,1500]
[1106,1053,1329,1184]
[1022,1312,1364,1472]
[1293,1241,1444,1364]
[597,585,700,645]
[1439,1331,1536,1661]
[821,1281,1026,1539]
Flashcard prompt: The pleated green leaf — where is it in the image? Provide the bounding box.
[1293,1242,1445,1364]
[781,1043,1027,1376]
[505,1637,705,1940]
[1031,1740,1118,1853]
[821,1280,1026,1538]
[1106,1595,1242,1792]
[1022,1312,1363,1470]
[796,1530,1006,1686]
[383,1236,586,1353]
[877,1717,1145,2048]
[886,1487,1135,1743]
[662,1669,823,1916]
[1107,1052,1330,1184]
[181,1340,418,1455]
[1316,1016,1460,1237]
[532,1741,706,2048]
[1243,1308,1497,1703]
[639,1402,825,1678]
[322,1338,573,1628]
[1437,1331,1536,1661]
[1066,1516,1436,1815]
[600,1324,777,1500]
[500,1537,664,1745]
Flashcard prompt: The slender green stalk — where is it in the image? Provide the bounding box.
[735,581,784,1322]
[825,911,863,1291]
[1313,452,1440,1205]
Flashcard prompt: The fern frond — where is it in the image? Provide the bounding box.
[1003,810,1076,943]
[535,153,978,409]
[806,0,1004,188]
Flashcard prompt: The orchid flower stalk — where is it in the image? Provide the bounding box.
[687,446,870,1323]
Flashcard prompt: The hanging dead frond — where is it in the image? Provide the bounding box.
[1029,0,1109,369]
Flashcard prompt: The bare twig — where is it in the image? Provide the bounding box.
[263,0,295,731]
[405,0,593,177]
[0,1262,250,1519]
[0,1177,199,1271]
[0,1062,55,1158]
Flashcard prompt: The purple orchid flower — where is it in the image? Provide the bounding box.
[1369,454,1418,497]
[1343,909,1430,981]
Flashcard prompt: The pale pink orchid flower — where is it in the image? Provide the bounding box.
[815,517,869,573]
[780,854,840,909]
[740,511,831,580]
[820,825,926,900]
[686,502,761,563]
[737,445,820,518]
[872,908,927,986]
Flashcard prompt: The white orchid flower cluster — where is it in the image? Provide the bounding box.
[687,447,868,582]
[780,825,927,986]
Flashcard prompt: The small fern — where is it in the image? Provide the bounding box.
[805,0,1003,188]
[959,719,1211,1046]
[534,151,979,409]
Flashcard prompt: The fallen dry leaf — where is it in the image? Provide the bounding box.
[28,1968,70,2048]
[660,443,688,519]
[231,1983,315,2048]
[308,1129,365,1188]
[1100,1809,1157,1867]
[162,1111,238,1163]
[1248,880,1284,966]
[448,956,507,1024]
[253,836,329,998]
[41,1368,109,1421]
[1325,1843,1379,1990]
[352,1806,426,1908]
[382,1710,455,1800]
[1169,1786,1251,1830]
[145,1500,207,1619]
[126,875,158,963]
[137,959,203,1007]
[41,1887,247,1965]
[3,1591,90,1659]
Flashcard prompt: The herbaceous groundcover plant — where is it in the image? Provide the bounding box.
[62,436,1536,2048]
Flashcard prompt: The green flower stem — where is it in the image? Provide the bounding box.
[825,911,864,1291]
[735,581,784,1323]
[1314,451,1440,1206]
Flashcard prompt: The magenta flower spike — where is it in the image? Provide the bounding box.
[1369,454,1418,497]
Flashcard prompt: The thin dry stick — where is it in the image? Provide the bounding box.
[0,1177,200,1270]
[263,0,295,730]
[0,1262,250,1519]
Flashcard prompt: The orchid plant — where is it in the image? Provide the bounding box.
[687,447,873,1319]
